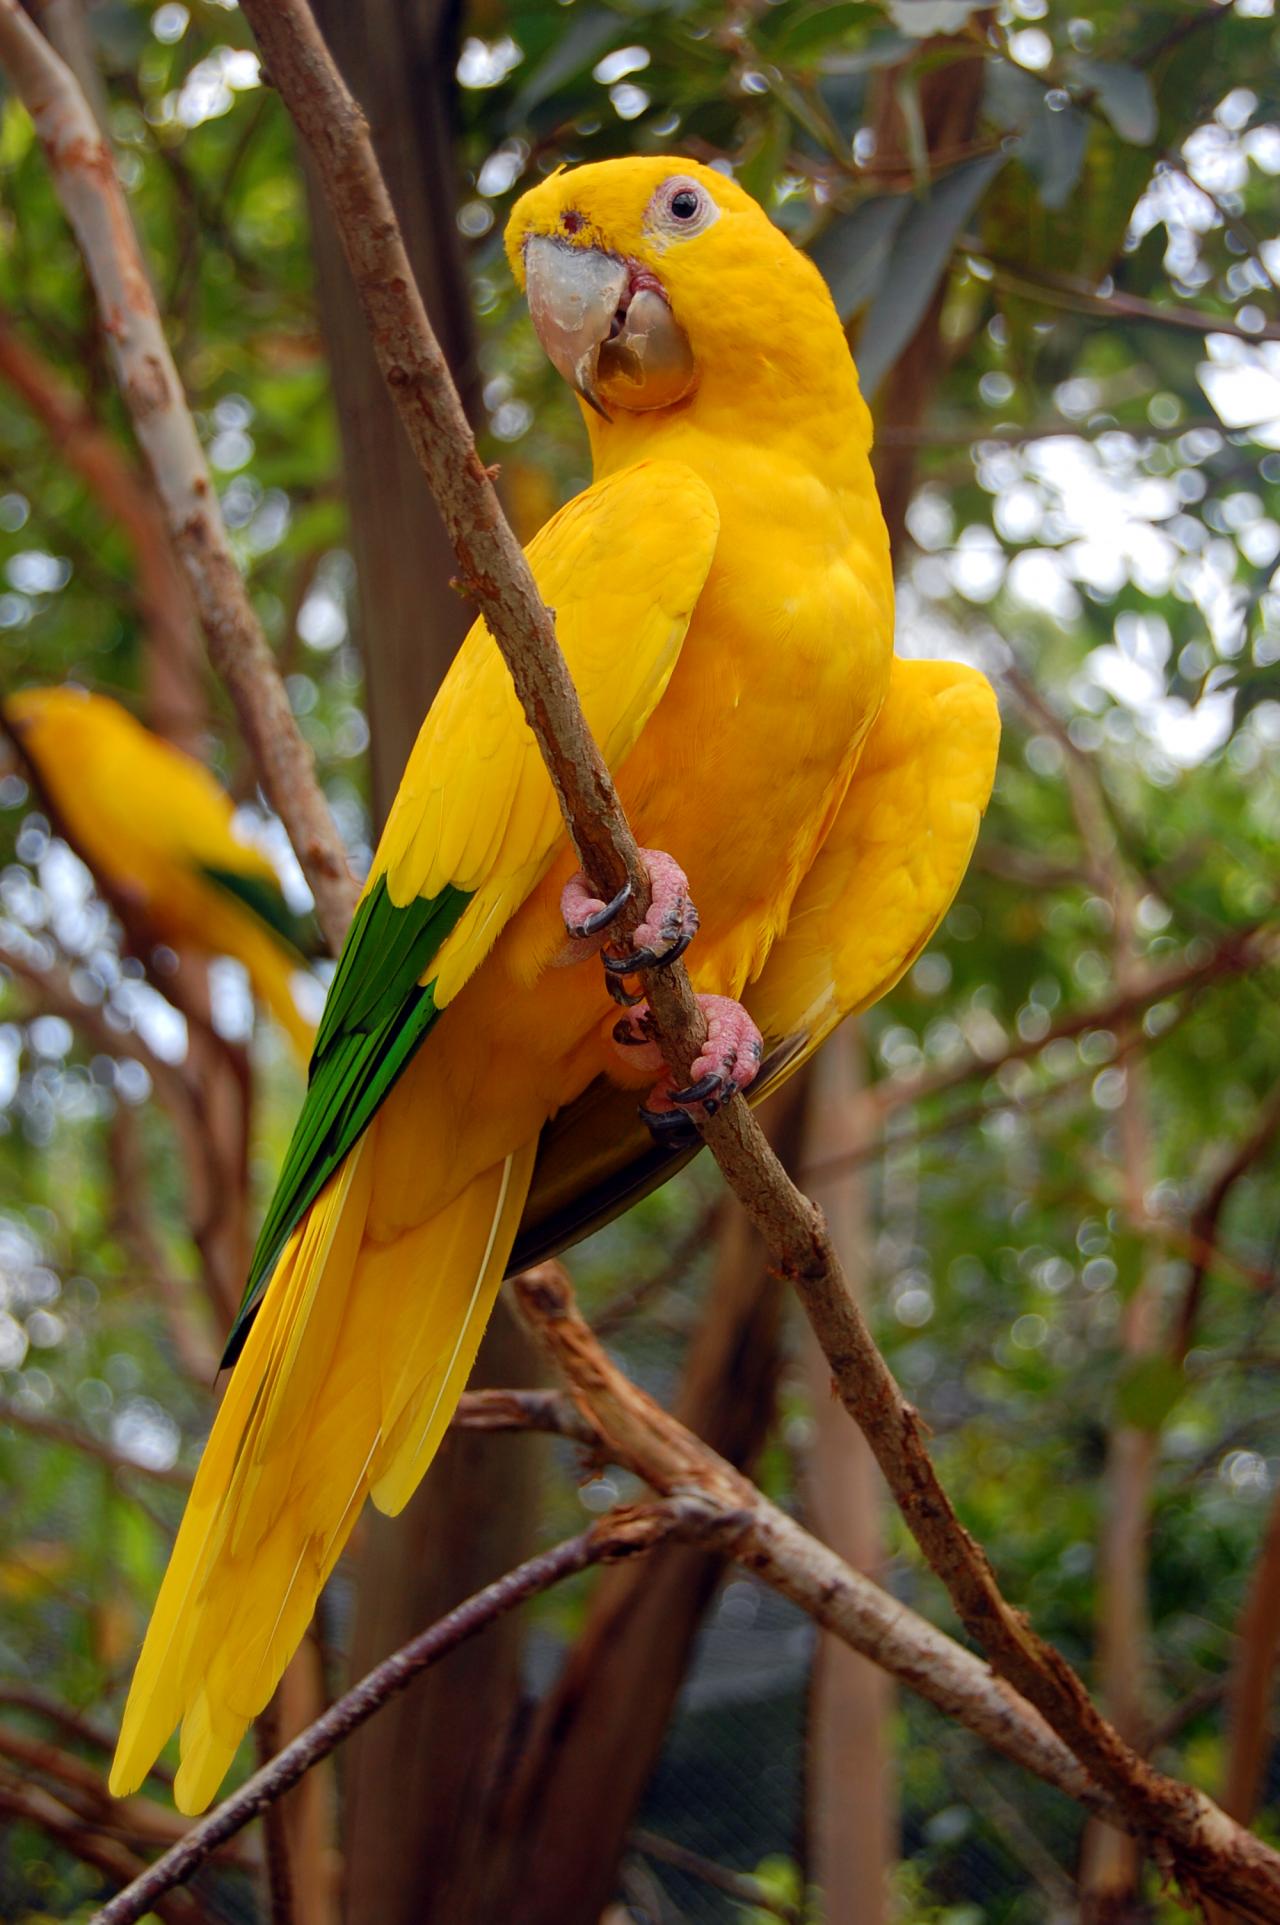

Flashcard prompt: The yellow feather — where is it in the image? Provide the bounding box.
[750,656,1001,1041]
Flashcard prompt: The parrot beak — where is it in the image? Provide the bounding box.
[524,235,697,420]
[524,236,628,419]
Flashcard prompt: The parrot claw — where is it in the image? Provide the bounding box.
[640,1104,702,1147]
[559,849,699,992]
[622,994,765,1138]
[562,876,633,941]
[601,847,699,981]
[668,1069,725,1107]
[602,922,695,976]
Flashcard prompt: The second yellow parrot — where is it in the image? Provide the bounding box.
[108,154,995,1813]
[3,685,315,1060]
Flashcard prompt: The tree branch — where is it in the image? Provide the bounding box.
[1222,1479,1280,1825]
[0,2,357,952]
[216,6,1280,1914]
[0,1779,206,1923]
[0,1397,189,1488]
[966,241,1280,348]
[510,1265,1115,1812]
[1171,1076,1280,1365]
[88,1505,685,1925]
[629,1828,802,1923]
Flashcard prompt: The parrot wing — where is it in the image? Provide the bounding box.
[510,656,999,1269]
[225,459,719,1362]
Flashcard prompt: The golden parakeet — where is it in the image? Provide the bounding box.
[4,685,315,1059]
[109,155,996,1813]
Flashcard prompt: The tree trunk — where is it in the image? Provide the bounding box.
[1080,908,1156,1925]
[301,9,545,1921]
[307,0,478,815]
[802,1028,895,1925]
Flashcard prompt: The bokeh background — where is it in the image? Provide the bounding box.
[1,0,1279,1918]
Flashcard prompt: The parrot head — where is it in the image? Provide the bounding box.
[506,156,848,423]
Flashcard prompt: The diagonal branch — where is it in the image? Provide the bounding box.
[1172,1075,1280,1365]
[88,1505,690,1925]
[212,5,1280,1915]
[0,1399,189,1489]
[0,1,356,953]
[508,1263,1115,1815]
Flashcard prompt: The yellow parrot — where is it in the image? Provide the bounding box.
[108,155,995,1814]
[2,686,315,1060]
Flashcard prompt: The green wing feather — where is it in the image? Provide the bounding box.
[222,876,471,1366]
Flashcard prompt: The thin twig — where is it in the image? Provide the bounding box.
[88,1506,685,1925]
[0,1399,189,1487]
[1222,1479,1280,1824]
[0,1780,205,1923]
[630,1828,801,1923]
[0,1685,118,1759]
[1172,1077,1280,1364]
[964,241,1280,348]
[452,1384,598,1445]
[0,306,203,732]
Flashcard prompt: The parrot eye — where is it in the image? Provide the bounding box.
[649,176,718,239]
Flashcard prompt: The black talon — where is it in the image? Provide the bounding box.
[670,1070,724,1107]
[601,924,696,976]
[639,1105,701,1146]
[612,1016,652,1047]
[606,971,645,1009]
[567,878,632,940]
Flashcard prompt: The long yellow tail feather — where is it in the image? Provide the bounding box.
[109,1138,536,1814]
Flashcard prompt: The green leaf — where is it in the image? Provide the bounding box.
[1116,1356,1186,1433]
[850,150,1007,395]
[810,192,911,321]
[507,8,622,125]
[986,61,1088,210]
[764,1,882,62]
[1076,58,1158,146]
[737,104,791,208]
[885,0,985,37]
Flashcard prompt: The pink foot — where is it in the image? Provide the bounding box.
[614,993,764,1140]
[560,849,699,997]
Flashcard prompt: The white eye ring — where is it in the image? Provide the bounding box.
[648,176,719,239]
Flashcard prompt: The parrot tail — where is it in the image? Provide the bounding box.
[109,1136,537,1814]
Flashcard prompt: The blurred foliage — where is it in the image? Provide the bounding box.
[0,0,1279,1917]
